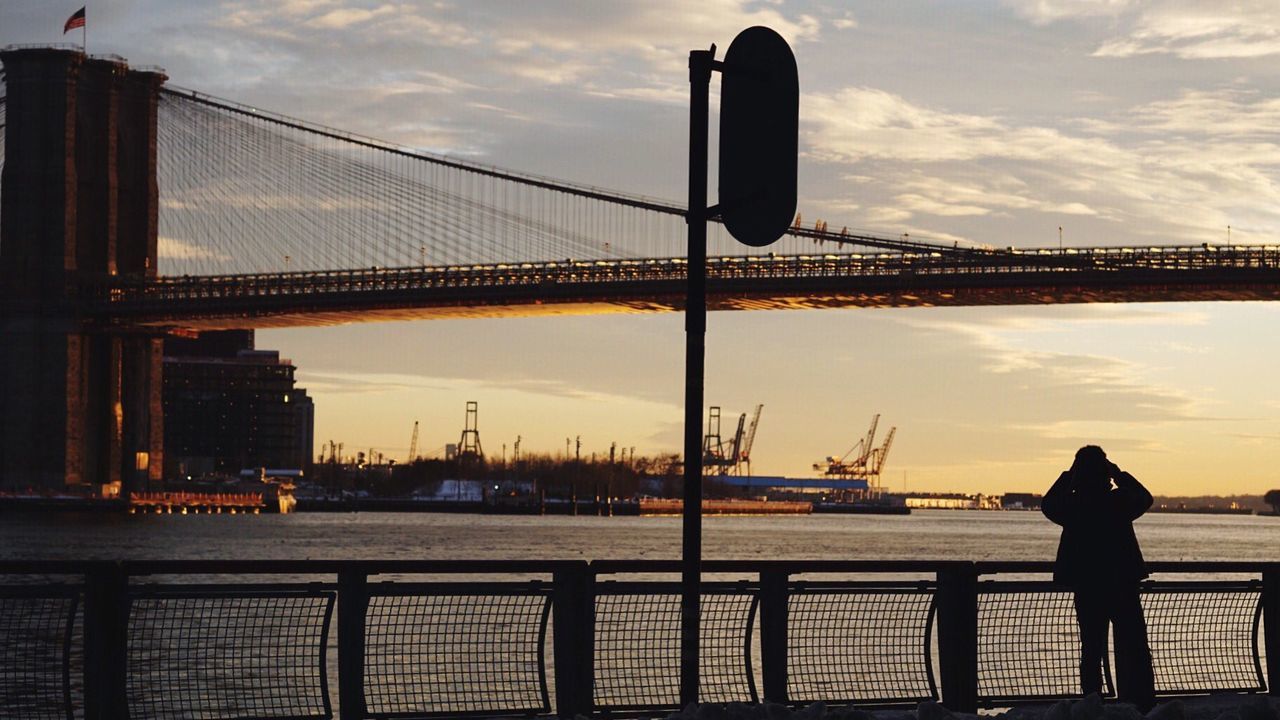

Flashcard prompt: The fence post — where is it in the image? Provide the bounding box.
[760,569,789,703]
[338,570,369,719]
[936,563,979,713]
[1263,567,1280,696]
[552,562,594,718]
[83,561,129,720]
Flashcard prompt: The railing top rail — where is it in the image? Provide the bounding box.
[592,559,974,574]
[0,559,591,575]
[1,559,1277,576]
[975,560,1280,574]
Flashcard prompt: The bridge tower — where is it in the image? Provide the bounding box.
[0,48,166,494]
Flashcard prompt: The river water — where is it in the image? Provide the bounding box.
[3,509,1276,718]
[2,509,1277,564]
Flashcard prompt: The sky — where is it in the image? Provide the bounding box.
[5,1,1280,496]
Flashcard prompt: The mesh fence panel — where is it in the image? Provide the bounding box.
[125,589,334,720]
[977,585,1112,703]
[786,585,937,705]
[0,590,76,720]
[362,587,551,717]
[1143,585,1265,695]
[592,587,757,710]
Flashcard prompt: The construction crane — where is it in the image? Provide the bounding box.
[407,421,419,464]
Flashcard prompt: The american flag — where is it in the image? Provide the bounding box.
[63,7,85,34]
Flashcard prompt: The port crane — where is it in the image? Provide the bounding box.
[702,404,764,476]
[815,414,897,498]
[741,404,763,475]
[457,401,484,462]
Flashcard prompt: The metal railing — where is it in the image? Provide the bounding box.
[0,560,1276,719]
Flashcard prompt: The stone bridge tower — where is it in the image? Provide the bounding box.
[0,48,166,494]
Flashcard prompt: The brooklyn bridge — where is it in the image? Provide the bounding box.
[2,46,1280,489]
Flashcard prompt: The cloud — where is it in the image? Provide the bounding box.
[803,87,1119,165]
[801,84,1280,246]
[158,236,232,262]
[1007,1,1280,59]
[832,17,859,31]
[296,371,441,395]
[891,175,1100,219]
[892,307,1208,427]
[1004,0,1138,25]
[209,1,820,100]
[1227,432,1280,441]
[1094,7,1280,59]
[305,5,397,30]
[299,367,682,411]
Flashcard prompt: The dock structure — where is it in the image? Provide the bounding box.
[128,490,263,514]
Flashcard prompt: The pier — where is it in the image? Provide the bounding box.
[640,498,813,515]
[1,559,1277,719]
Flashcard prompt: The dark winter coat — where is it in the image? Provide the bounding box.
[1042,470,1153,588]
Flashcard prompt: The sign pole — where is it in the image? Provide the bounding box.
[682,46,714,708]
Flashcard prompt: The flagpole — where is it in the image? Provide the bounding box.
[83,9,87,53]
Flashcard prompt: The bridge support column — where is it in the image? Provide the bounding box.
[116,65,167,492]
[79,57,128,492]
[0,47,165,493]
[121,337,164,489]
[0,49,86,489]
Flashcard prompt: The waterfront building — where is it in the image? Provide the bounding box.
[1001,492,1044,510]
[163,331,314,478]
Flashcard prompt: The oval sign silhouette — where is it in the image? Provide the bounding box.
[718,26,798,247]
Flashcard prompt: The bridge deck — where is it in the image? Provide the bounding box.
[93,246,1280,330]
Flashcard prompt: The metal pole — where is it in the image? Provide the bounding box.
[1263,568,1280,696]
[337,571,369,719]
[682,46,714,708]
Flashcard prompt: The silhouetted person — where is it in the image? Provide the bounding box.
[1042,445,1155,712]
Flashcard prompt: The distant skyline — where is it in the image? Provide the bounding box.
[5,1,1280,495]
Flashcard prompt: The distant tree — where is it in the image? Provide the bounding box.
[1265,489,1280,514]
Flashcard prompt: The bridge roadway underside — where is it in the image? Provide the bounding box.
[98,267,1280,330]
